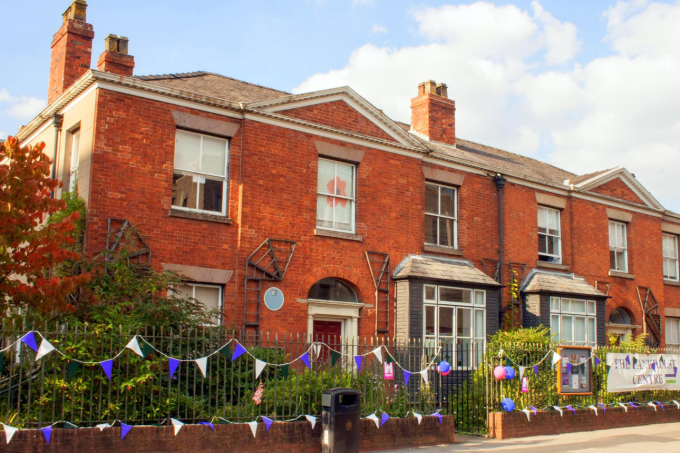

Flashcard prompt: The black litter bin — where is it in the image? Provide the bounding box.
[321,388,361,453]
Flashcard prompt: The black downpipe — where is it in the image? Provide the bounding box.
[494,174,507,330]
[50,113,64,198]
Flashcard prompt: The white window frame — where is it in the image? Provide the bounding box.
[316,158,357,234]
[549,297,597,347]
[609,221,628,272]
[666,317,680,349]
[423,284,486,370]
[425,183,458,248]
[663,233,679,281]
[69,129,80,192]
[174,282,223,325]
[172,129,229,216]
[538,206,562,263]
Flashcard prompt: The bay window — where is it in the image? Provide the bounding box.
[316,158,356,232]
[549,297,597,346]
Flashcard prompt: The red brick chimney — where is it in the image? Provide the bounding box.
[48,0,94,104]
[410,80,456,146]
[97,34,135,76]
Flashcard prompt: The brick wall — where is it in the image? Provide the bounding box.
[0,416,454,453]
[489,407,680,439]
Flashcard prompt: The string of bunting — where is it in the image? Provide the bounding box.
[509,399,680,422]
[0,411,445,444]
[497,349,603,380]
[0,331,441,384]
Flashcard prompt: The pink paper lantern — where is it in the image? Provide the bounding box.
[494,365,507,380]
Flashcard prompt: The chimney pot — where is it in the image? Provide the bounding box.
[117,36,129,55]
[62,0,87,24]
[97,35,135,76]
[104,34,119,52]
[410,80,456,145]
[436,83,448,98]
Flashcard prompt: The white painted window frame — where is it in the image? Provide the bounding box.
[69,129,80,192]
[174,282,223,325]
[666,317,680,349]
[609,220,628,272]
[316,158,357,234]
[538,206,562,263]
[663,233,679,281]
[424,182,458,248]
[549,296,597,347]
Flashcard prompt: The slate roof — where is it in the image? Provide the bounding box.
[393,255,501,287]
[521,270,606,297]
[565,168,615,186]
[135,71,290,103]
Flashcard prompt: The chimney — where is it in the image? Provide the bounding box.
[410,80,456,146]
[48,0,95,104]
[96,34,135,77]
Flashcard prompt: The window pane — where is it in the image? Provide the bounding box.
[671,237,678,258]
[561,299,571,312]
[550,315,560,340]
[175,131,201,172]
[609,222,616,247]
[425,306,435,336]
[457,307,471,337]
[571,300,586,314]
[618,223,627,246]
[663,235,670,256]
[439,217,455,247]
[335,163,354,199]
[538,235,547,254]
[574,317,586,343]
[317,160,336,194]
[663,259,670,278]
[616,251,627,271]
[194,285,221,309]
[440,338,454,364]
[587,317,596,343]
[316,195,333,228]
[425,286,436,301]
[425,184,439,214]
[670,260,678,279]
[547,236,559,255]
[548,209,559,235]
[334,199,352,231]
[172,173,197,209]
[71,131,80,168]
[474,291,485,306]
[197,177,224,212]
[587,301,595,315]
[610,250,617,270]
[561,316,573,343]
[425,214,438,244]
[201,136,227,176]
[474,310,485,338]
[440,287,471,304]
[440,187,456,217]
[439,307,454,336]
[538,207,547,233]
[456,338,471,368]
[550,297,560,312]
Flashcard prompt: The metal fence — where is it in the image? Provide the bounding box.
[0,321,443,429]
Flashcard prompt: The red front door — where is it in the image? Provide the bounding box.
[313,320,342,343]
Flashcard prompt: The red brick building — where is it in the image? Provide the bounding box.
[17,1,680,355]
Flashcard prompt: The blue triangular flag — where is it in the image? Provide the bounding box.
[657,401,664,410]
[169,358,181,378]
[533,365,539,376]
[200,422,215,431]
[651,363,656,371]
[300,352,311,369]
[380,413,389,427]
[100,360,113,381]
[262,416,273,431]
[21,332,38,352]
[232,344,247,361]
[598,403,606,412]
[354,356,363,372]
[529,405,537,415]
[404,370,411,386]
[566,405,576,415]
[626,355,631,365]
[42,426,52,444]
[434,412,443,425]
[121,422,132,440]
[594,356,601,367]
[566,363,572,374]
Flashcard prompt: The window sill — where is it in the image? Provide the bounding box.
[536,261,569,271]
[314,228,363,242]
[608,270,635,280]
[423,244,464,257]
[169,209,233,224]
[664,279,680,287]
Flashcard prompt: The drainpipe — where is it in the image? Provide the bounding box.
[50,113,64,198]
[494,174,507,330]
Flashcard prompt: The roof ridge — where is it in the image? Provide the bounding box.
[135,71,291,95]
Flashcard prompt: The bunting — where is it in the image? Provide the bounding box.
[552,352,561,366]
[403,370,411,386]
[232,344,247,362]
[354,356,363,372]
[35,338,55,361]
[200,422,215,431]
[125,337,144,357]
[300,352,311,370]
[552,406,563,417]
[195,357,208,378]
[366,414,380,428]
[20,332,38,352]
[372,347,383,364]
[262,416,273,431]
[255,360,267,379]
[2,423,17,444]
[305,415,317,430]
[100,360,113,381]
[120,423,132,440]
[420,370,429,384]
[380,413,389,427]
[170,418,184,436]
[519,366,526,379]
[42,426,52,444]
[169,358,181,379]
[413,412,422,425]
[247,421,258,438]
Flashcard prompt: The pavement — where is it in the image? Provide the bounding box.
[377,422,680,452]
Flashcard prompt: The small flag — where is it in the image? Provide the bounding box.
[385,353,395,364]
[169,358,181,379]
[626,355,631,366]
[505,358,512,367]
[651,363,656,371]
[35,339,55,361]
[529,405,537,415]
[354,356,363,372]
[195,357,208,378]
[433,412,443,425]
[366,414,380,428]
[280,364,290,378]
[232,343,247,361]
[521,408,531,421]
[629,402,638,410]
[121,423,132,440]
[534,365,539,376]
[313,344,322,359]
[519,366,526,379]
[262,416,273,431]
[255,360,267,378]
[305,415,317,430]
[63,422,78,429]
[656,401,664,410]
[100,360,113,381]
[21,332,38,352]
[420,370,429,384]
[200,422,215,431]
[42,426,52,444]
[95,423,110,431]
[588,405,598,416]
[594,356,601,367]
[170,418,183,436]
[2,423,18,444]
[673,400,680,410]
[125,337,144,357]
[565,405,575,415]
[552,406,563,417]
[403,370,411,386]
[566,363,572,375]
[300,352,311,369]
[139,339,155,358]
[252,381,264,405]
[372,347,383,364]
[331,351,341,366]
[380,413,389,427]
[68,361,82,379]
[618,403,628,413]
[248,421,258,438]
[552,352,561,366]
[647,402,657,411]
[219,344,232,360]
[598,403,606,412]
[413,412,422,425]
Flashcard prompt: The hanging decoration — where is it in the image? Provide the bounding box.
[403,370,411,386]
[380,413,389,427]
[121,423,132,440]
[255,360,267,379]
[125,336,144,357]
[252,381,264,405]
[170,418,184,436]
[20,332,38,352]
[501,398,515,412]
[437,361,451,376]
[169,358,181,379]
[354,356,363,372]
[2,423,18,444]
[504,366,516,380]
[100,360,114,381]
[493,366,506,380]
[372,347,383,364]
[262,417,274,431]
[305,415,317,430]
[36,338,55,361]
[366,414,380,428]
[232,344,247,362]
[195,357,208,378]
[300,352,311,370]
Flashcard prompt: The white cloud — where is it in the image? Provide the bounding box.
[294,1,680,211]
[371,24,388,34]
[0,88,46,120]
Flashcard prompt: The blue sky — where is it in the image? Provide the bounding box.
[2,0,680,211]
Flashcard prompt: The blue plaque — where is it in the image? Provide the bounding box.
[264,287,285,311]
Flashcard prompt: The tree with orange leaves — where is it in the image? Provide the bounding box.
[0,136,90,315]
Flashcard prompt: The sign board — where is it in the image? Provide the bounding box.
[384,362,394,380]
[263,287,284,311]
[557,346,593,395]
[606,353,680,392]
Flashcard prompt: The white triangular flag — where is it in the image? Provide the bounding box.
[552,406,563,417]
[618,402,628,413]
[674,400,680,410]
[195,357,208,378]
[248,421,258,438]
[35,339,56,361]
[170,418,184,436]
[413,412,422,425]
[95,423,110,431]
[552,352,561,366]
[521,408,531,421]
[305,415,317,430]
[519,366,526,379]
[588,405,598,416]
[125,336,144,357]
[420,370,429,383]
[647,402,657,411]
[1,423,18,444]
[366,414,380,428]
[313,344,322,359]
[255,360,267,379]
[372,347,383,364]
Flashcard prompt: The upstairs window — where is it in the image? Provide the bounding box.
[172,130,228,215]
[316,159,356,233]
[609,221,628,272]
[550,297,597,346]
[425,183,457,248]
[68,129,80,191]
[538,206,561,263]
[663,234,679,281]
